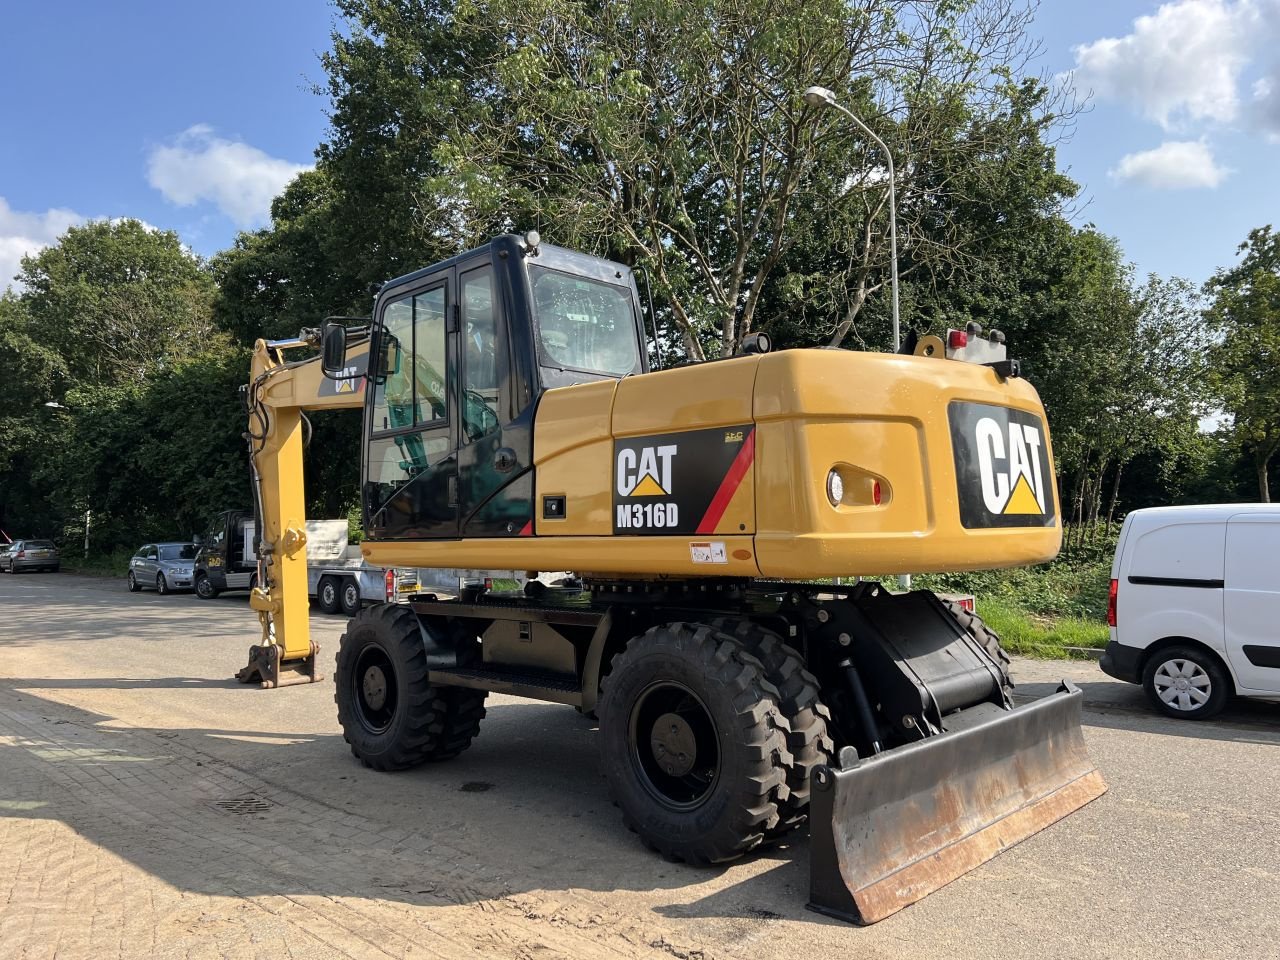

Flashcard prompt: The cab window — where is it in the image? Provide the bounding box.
[529,266,640,377]
[460,265,502,441]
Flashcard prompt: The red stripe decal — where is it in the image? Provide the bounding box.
[519,519,533,536]
[696,429,755,535]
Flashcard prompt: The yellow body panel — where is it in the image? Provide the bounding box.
[363,348,1060,580]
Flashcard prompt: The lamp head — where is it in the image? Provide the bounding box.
[802,85,837,108]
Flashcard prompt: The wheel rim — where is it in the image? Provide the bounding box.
[1153,658,1212,712]
[157,575,166,593]
[322,583,335,606]
[128,572,135,589]
[352,643,398,734]
[344,584,358,608]
[629,680,720,810]
[196,576,213,598]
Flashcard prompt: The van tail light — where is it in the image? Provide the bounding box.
[384,568,396,602]
[1107,578,1118,627]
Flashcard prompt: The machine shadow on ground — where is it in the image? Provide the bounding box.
[0,683,830,925]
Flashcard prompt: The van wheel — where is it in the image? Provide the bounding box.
[341,578,362,616]
[318,576,341,614]
[1142,646,1230,720]
[195,573,219,600]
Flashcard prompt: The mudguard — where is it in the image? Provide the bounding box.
[808,682,1105,924]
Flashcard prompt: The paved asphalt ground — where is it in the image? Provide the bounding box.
[1,572,1278,959]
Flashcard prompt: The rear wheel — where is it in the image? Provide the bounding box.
[335,605,486,770]
[340,578,362,616]
[127,571,141,593]
[1142,645,1230,720]
[194,572,219,600]
[598,621,791,864]
[156,573,169,595]
[710,617,833,841]
[318,576,340,614]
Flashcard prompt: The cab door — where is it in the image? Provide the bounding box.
[364,271,459,540]
[1223,514,1280,694]
[455,258,535,536]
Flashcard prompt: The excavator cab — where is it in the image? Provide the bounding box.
[323,233,649,543]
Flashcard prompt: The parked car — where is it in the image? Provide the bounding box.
[1101,504,1280,719]
[127,542,198,594]
[0,539,61,573]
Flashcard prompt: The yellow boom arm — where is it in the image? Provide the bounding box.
[235,331,368,688]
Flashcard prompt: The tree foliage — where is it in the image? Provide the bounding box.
[1205,225,1280,501]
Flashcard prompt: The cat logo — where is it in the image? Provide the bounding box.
[334,365,359,394]
[975,417,1046,515]
[948,401,1055,529]
[617,445,677,497]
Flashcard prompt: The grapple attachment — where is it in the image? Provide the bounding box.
[808,682,1104,924]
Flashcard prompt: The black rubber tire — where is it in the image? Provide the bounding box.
[156,573,169,596]
[1141,645,1231,720]
[318,576,341,614]
[340,578,362,616]
[194,573,219,600]
[709,617,833,841]
[598,621,791,864]
[127,571,141,592]
[944,599,1013,695]
[335,604,486,770]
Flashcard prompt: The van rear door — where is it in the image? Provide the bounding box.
[1224,514,1280,695]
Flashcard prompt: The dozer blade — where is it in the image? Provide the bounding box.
[808,682,1105,924]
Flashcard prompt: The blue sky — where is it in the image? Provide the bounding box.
[1,1,1277,292]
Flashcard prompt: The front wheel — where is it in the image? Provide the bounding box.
[597,621,792,864]
[1142,645,1230,720]
[335,605,487,770]
[156,573,169,595]
[194,572,219,600]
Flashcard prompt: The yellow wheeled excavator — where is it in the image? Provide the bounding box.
[235,233,1104,924]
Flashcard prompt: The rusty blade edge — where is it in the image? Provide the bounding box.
[851,769,1107,924]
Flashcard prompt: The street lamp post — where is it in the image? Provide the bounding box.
[802,85,900,353]
[803,86,910,591]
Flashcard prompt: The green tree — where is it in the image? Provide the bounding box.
[1205,225,1280,501]
[14,219,220,390]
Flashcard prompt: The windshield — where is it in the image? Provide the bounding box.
[529,266,640,377]
[160,544,197,561]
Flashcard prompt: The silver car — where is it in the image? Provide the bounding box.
[0,539,60,573]
[127,542,198,594]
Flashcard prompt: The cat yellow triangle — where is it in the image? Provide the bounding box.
[1003,474,1041,515]
[630,474,668,497]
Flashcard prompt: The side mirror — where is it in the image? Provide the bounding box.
[322,323,348,377]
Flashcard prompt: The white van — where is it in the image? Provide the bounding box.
[1101,504,1280,719]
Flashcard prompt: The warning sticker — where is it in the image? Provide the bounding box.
[689,541,728,564]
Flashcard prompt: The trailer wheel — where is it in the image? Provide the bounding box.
[340,578,362,616]
[318,576,340,614]
[944,600,1013,695]
[710,618,833,841]
[194,572,219,600]
[598,621,791,864]
[335,605,486,770]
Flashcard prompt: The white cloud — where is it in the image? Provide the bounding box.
[1109,140,1230,188]
[1066,0,1280,133]
[0,197,83,291]
[147,125,310,228]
